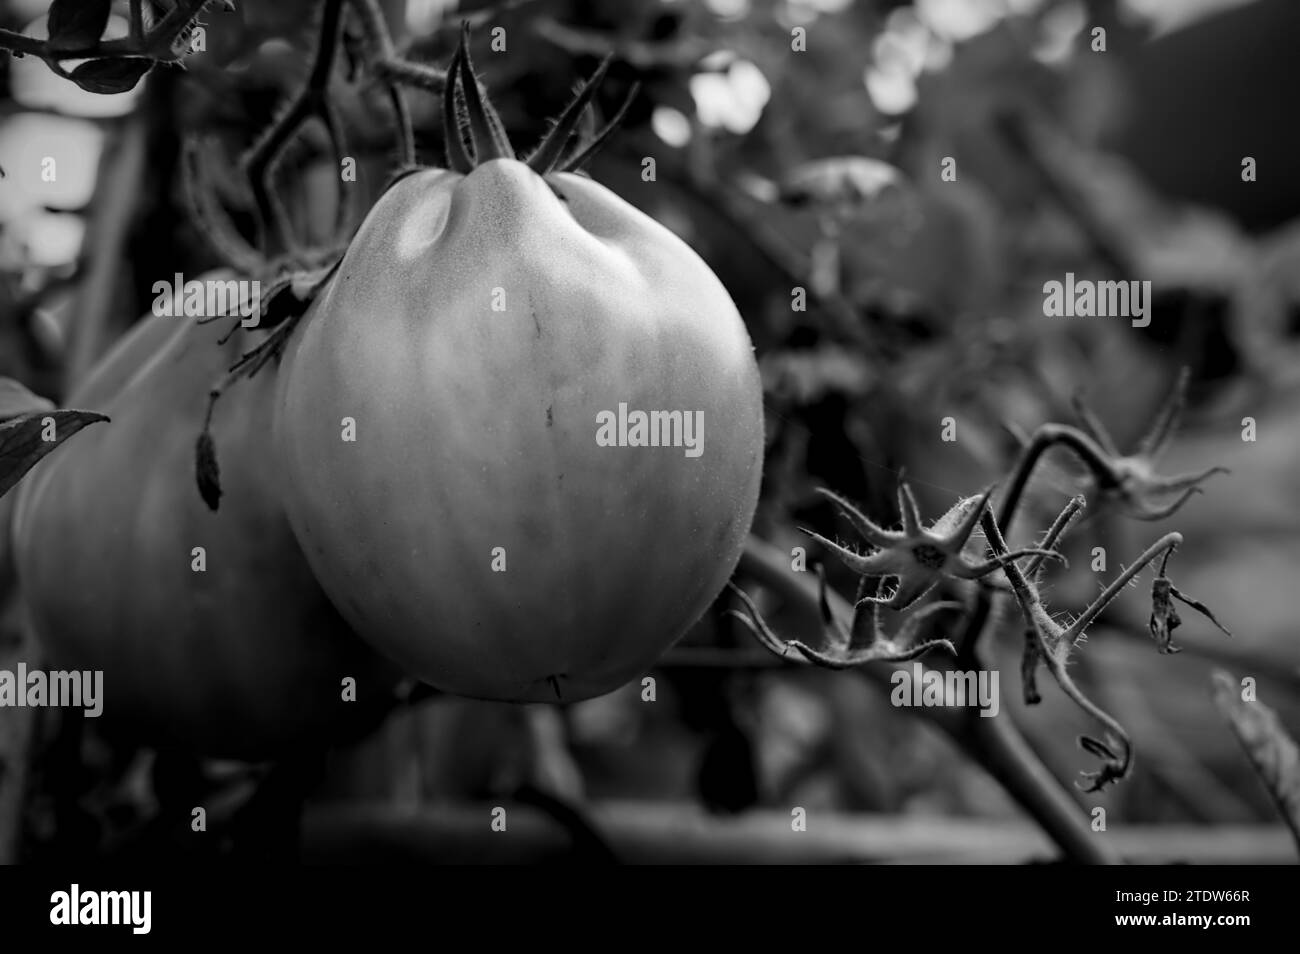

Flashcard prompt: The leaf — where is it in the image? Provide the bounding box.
[0,410,109,500]
[0,378,54,422]
[68,58,153,95]
[47,0,113,51]
[1212,670,1300,853]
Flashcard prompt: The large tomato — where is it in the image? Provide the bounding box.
[9,284,399,758]
[275,91,764,704]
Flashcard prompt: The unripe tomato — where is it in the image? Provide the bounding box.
[10,289,400,758]
[275,159,764,703]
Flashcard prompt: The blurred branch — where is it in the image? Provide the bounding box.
[128,0,145,43]
[532,16,710,71]
[65,113,151,390]
[738,535,1119,864]
[344,0,419,164]
[301,800,1295,864]
[244,0,349,254]
[0,0,209,68]
[190,0,434,271]
[993,108,1137,278]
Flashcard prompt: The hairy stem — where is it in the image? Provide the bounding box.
[957,424,1117,661]
[1064,533,1181,643]
[999,424,1118,536]
[372,57,447,92]
[346,0,416,166]
[1028,494,1085,576]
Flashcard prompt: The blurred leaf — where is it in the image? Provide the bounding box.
[1213,670,1300,852]
[780,156,905,209]
[47,0,113,52]
[68,58,153,95]
[1233,220,1300,389]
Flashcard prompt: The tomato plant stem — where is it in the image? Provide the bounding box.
[958,423,1119,663]
[998,424,1118,536]
[345,0,418,166]
[1064,533,1181,642]
[243,0,348,256]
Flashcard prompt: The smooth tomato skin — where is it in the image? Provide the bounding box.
[276,160,764,703]
[10,293,400,758]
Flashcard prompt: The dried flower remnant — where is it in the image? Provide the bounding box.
[1148,547,1232,654]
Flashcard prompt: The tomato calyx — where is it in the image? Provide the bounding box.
[437,22,640,179]
[445,23,513,169]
